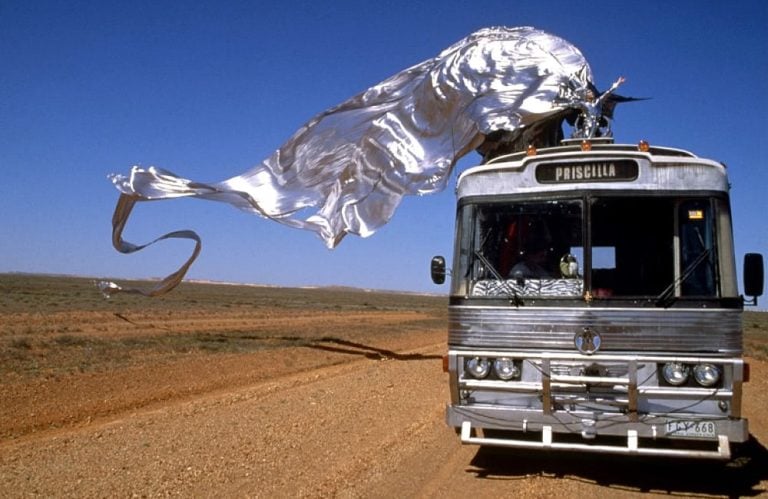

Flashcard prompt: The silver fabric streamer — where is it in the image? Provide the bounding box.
[102,26,592,297]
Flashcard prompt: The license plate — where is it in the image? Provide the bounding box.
[665,420,717,438]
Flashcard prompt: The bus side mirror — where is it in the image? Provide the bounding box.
[744,253,764,305]
[431,256,446,285]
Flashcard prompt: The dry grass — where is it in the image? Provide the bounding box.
[0,274,444,314]
[0,274,447,379]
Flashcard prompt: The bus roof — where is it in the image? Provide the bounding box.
[484,140,699,166]
[457,140,729,198]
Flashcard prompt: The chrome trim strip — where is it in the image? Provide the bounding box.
[452,349,739,364]
[460,376,733,399]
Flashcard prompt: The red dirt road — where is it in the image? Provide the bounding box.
[1,281,767,497]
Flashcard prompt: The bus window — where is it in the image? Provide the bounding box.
[458,199,583,298]
[591,246,616,297]
[679,200,717,296]
[591,197,674,297]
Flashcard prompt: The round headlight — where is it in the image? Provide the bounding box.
[493,357,520,380]
[662,362,690,386]
[693,363,721,387]
[466,357,491,379]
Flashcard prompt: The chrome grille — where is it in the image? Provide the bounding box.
[448,306,742,354]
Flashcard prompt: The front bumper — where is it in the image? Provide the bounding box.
[447,350,748,459]
[448,407,746,459]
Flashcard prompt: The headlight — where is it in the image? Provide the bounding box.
[465,357,491,379]
[693,363,721,387]
[662,362,690,386]
[493,357,520,380]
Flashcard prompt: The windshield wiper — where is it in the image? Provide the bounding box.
[655,247,711,308]
[474,250,523,306]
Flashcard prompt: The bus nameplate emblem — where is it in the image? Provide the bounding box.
[574,327,601,355]
[536,160,639,184]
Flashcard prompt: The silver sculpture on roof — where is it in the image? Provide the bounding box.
[555,67,629,139]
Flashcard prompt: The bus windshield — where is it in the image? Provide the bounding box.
[453,196,721,301]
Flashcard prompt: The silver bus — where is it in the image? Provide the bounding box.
[431,138,764,459]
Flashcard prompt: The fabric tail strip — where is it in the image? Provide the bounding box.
[97,194,202,298]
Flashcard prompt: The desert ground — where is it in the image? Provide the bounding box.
[1,274,767,497]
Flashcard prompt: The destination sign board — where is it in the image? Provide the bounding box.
[536,159,639,184]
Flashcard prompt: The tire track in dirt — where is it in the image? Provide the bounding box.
[0,342,448,496]
[2,349,768,497]
[0,330,445,441]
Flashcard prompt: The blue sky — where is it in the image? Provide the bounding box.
[1,0,766,294]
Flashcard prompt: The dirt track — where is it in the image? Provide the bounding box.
[1,278,767,497]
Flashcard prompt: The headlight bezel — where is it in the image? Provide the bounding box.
[465,356,491,379]
[659,361,724,388]
[661,362,690,386]
[493,357,521,381]
[463,356,522,381]
[692,363,722,387]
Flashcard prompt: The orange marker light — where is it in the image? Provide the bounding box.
[526,144,537,156]
[638,140,650,152]
[581,140,592,151]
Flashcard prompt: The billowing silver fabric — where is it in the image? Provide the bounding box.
[102,26,592,297]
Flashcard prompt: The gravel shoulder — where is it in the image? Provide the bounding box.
[1,276,766,497]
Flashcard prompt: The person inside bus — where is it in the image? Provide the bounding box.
[509,240,554,279]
